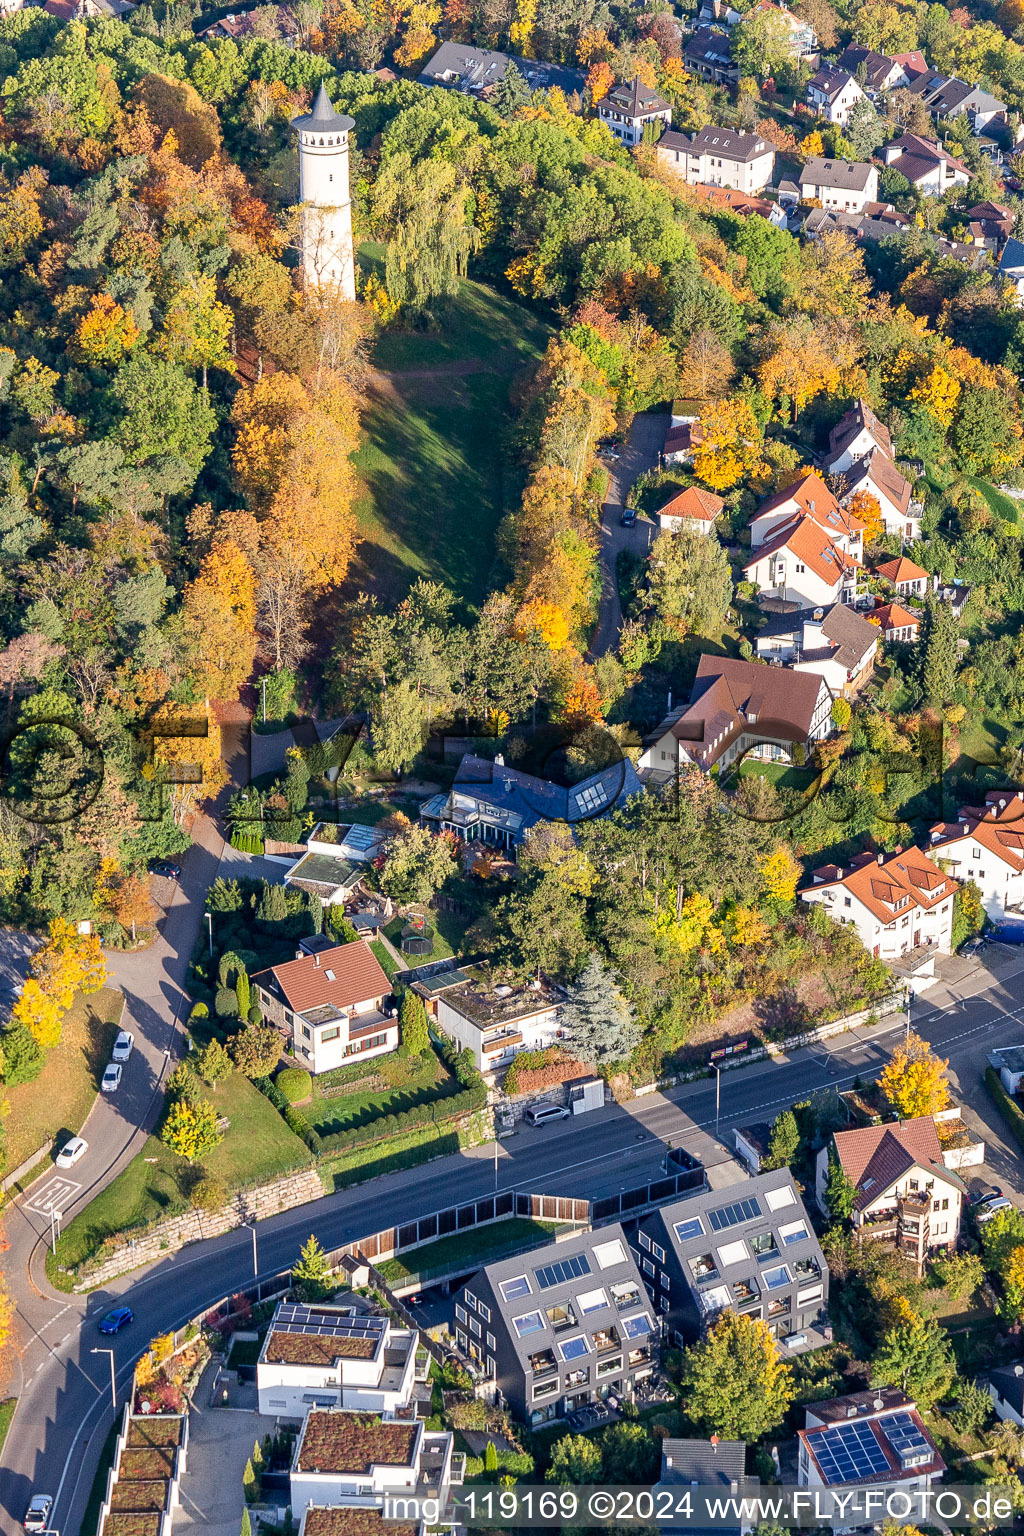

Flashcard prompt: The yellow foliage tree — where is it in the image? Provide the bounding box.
[509,0,538,53]
[655,893,726,954]
[731,906,769,947]
[847,489,883,544]
[908,364,961,431]
[183,540,257,701]
[73,293,140,363]
[801,130,825,156]
[395,1,441,67]
[11,918,107,1050]
[515,599,571,651]
[693,397,764,491]
[147,700,228,826]
[10,978,65,1050]
[879,1032,951,1119]
[757,844,801,902]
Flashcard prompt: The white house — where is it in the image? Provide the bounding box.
[656,485,725,534]
[928,791,1024,922]
[839,450,920,541]
[251,939,398,1074]
[289,1409,454,1513]
[755,603,879,697]
[800,157,878,213]
[285,821,385,907]
[988,1365,1024,1428]
[874,555,929,598]
[597,76,672,147]
[806,67,866,125]
[836,45,910,95]
[743,515,861,609]
[881,134,970,195]
[434,970,562,1074]
[639,655,833,775]
[656,125,775,194]
[799,1388,945,1507]
[257,1303,423,1418]
[800,846,959,959]
[906,71,1007,135]
[870,600,920,644]
[749,471,863,556]
[816,1116,964,1267]
[749,0,818,61]
[826,399,892,474]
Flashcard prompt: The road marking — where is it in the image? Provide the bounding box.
[25,1177,79,1215]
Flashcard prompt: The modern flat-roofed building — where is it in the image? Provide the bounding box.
[633,1169,828,1345]
[453,1226,656,1425]
[433,967,563,1074]
[257,1303,424,1417]
[798,1387,944,1512]
[289,1409,455,1513]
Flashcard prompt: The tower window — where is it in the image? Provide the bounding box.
[329,174,333,182]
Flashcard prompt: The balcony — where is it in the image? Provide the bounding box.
[690,1255,719,1282]
[591,1329,620,1354]
[482,1031,524,1057]
[546,1306,578,1334]
[529,1349,557,1378]
[611,1285,643,1311]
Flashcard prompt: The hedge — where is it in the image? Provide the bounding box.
[985,1067,1024,1156]
[253,1075,324,1156]
[277,1067,312,1104]
[230,829,265,855]
[317,1080,486,1156]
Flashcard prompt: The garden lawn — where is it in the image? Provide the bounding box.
[377,1218,560,1285]
[305,1046,456,1136]
[348,269,551,613]
[52,1072,310,1275]
[4,986,124,1176]
[736,761,817,791]
[370,939,400,982]
[968,477,1022,527]
[384,911,454,966]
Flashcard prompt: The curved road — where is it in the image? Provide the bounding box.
[2,926,1024,1531]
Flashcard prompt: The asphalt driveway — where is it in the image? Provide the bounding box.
[589,410,669,659]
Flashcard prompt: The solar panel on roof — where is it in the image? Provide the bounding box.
[273,1304,385,1342]
[535,1253,592,1289]
[805,1422,890,1486]
[707,1197,762,1232]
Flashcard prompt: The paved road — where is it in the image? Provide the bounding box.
[5,942,1024,1534]
[589,411,669,659]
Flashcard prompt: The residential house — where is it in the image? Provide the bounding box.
[43,0,133,17]
[928,790,1024,922]
[906,70,1007,135]
[433,967,562,1074]
[663,417,702,465]
[870,600,920,644]
[836,45,910,95]
[839,450,920,541]
[966,200,1013,250]
[798,1388,945,1504]
[749,471,863,555]
[806,68,866,125]
[754,603,879,697]
[800,157,879,213]
[251,939,397,1074]
[638,655,833,776]
[935,579,970,618]
[743,516,861,609]
[289,1409,455,1514]
[633,1169,829,1345]
[988,1364,1024,1427]
[682,29,738,86]
[874,554,929,598]
[749,0,818,61]
[826,399,892,474]
[891,50,928,78]
[694,185,789,224]
[418,41,583,96]
[881,134,970,194]
[656,126,775,193]
[658,1439,753,1536]
[597,77,673,147]
[419,751,641,853]
[285,821,386,908]
[801,847,959,960]
[656,485,725,534]
[453,1226,656,1424]
[989,1045,1024,1095]
[197,4,299,41]
[257,1303,424,1418]
[815,1117,964,1270]
[998,236,1024,304]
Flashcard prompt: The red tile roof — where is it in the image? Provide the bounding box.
[849,449,911,516]
[744,513,861,589]
[753,471,862,539]
[832,1116,947,1209]
[804,846,957,926]
[875,555,928,585]
[251,939,390,1015]
[828,399,892,463]
[657,485,725,522]
[930,792,1024,873]
[871,600,920,635]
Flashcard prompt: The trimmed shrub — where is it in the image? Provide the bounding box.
[190,1002,209,1023]
[283,1105,324,1156]
[277,1068,312,1104]
[214,987,240,1019]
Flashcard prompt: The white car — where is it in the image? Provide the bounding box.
[55,1136,88,1168]
[976,1196,1013,1223]
[24,1493,53,1532]
[101,1063,122,1093]
[111,1030,134,1063]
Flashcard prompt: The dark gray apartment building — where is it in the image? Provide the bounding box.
[633,1170,828,1345]
[452,1226,656,1427]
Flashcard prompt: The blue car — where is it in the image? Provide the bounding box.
[98,1306,134,1335]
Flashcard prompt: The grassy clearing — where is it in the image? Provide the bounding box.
[348,271,551,612]
[305,1047,455,1136]
[378,1217,560,1285]
[321,1110,488,1192]
[4,986,124,1175]
[53,1072,310,1273]
[736,760,817,791]
[370,938,400,982]
[384,911,454,967]
[968,477,1022,526]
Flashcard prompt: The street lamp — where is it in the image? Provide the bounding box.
[247,1220,258,1279]
[710,1061,722,1133]
[91,1347,116,1411]
[205,911,213,958]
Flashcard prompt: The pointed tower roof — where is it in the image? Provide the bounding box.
[292,81,355,133]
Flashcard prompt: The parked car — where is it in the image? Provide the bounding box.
[149,858,181,880]
[111,1030,134,1062]
[524,1102,570,1127]
[98,1306,134,1334]
[55,1136,88,1169]
[976,1196,1014,1223]
[620,506,638,528]
[991,925,1024,945]
[101,1063,122,1093]
[968,1181,1002,1206]
[960,937,986,956]
[23,1494,53,1532]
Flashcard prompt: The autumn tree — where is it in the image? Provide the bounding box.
[183,540,257,701]
[879,1032,951,1119]
[693,397,764,491]
[11,918,107,1050]
[148,701,228,826]
[757,845,801,903]
[369,152,480,316]
[680,329,736,402]
[161,1098,222,1163]
[681,1312,795,1439]
[647,528,733,636]
[73,294,140,364]
[230,1022,282,1078]
[871,1314,956,1409]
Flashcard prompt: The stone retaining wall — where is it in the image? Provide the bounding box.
[74,1166,324,1291]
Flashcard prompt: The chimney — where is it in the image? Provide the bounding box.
[668,689,673,712]
[877,852,884,864]
[835,866,843,878]
[314,954,320,967]
[495,752,504,767]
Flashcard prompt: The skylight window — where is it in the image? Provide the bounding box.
[513,1311,545,1337]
